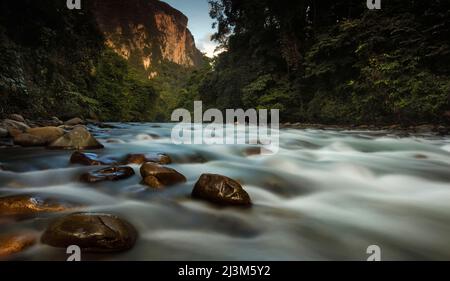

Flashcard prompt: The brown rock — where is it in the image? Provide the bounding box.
[140,162,186,188]
[244,147,262,156]
[81,166,135,183]
[48,126,104,150]
[0,232,37,259]
[192,174,252,206]
[142,176,164,189]
[41,213,137,252]
[70,151,117,166]
[13,133,46,147]
[125,153,171,165]
[414,154,428,159]
[26,127,64,144]
[0,195,74,218]
[64,117,84,126]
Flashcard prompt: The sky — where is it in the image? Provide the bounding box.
[162,0,219,57]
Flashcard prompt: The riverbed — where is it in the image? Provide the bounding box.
[1,123,450,260]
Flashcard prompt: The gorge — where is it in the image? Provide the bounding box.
[1,0,450,262]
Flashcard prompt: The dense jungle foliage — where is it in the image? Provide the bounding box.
[180,0,450,125]
[1,0,449,125]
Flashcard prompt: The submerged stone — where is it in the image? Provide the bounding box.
[125,153,171,165]
[192,174,252,206]
[0,195,75,218]
[80,166,135,183]
[41,213,137,252]
[0,232,37,259]
[140,162,186,188]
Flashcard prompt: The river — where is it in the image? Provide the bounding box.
[1,123,450,260]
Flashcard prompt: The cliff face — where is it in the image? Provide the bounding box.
[92,0,204,76]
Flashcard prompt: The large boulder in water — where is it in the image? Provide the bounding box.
[25,127,64,144]
[80,166,135,183]
[41,213,137,252]
[13,133,47,147]
[140,162,186,188]
[48,126,103,150]
[192,174,252,206]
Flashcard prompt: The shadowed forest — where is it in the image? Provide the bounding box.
[1,0,449,124]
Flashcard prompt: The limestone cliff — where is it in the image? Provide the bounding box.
[92,0,204,77]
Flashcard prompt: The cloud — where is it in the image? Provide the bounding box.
[196,33,224,58]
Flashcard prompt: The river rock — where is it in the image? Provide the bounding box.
[35,117,64,127]
[140,162,186,188]
[125,153,172,165]
[0,232,37,259]
[13,133,47,147]
[244,147,262,156]
[414,124,435,133]
[8,114,25,123]
[26,127,64,144]
[192,174,252,206]
[51,117,63,125]
[70,151,117,166]
[64,117,84,126]
[81,166,135,183]
[48,126,104,150]
[2,119,30,132]
[0,195,74,218]
[142,175,165,189]
[41,213,137,252]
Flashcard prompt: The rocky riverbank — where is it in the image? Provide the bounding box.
[1,116,450,260]
[0,115,253,260]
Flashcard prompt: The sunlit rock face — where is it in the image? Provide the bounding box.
[92,0,203,74]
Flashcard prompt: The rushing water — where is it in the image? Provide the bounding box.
[1,123,450,261]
